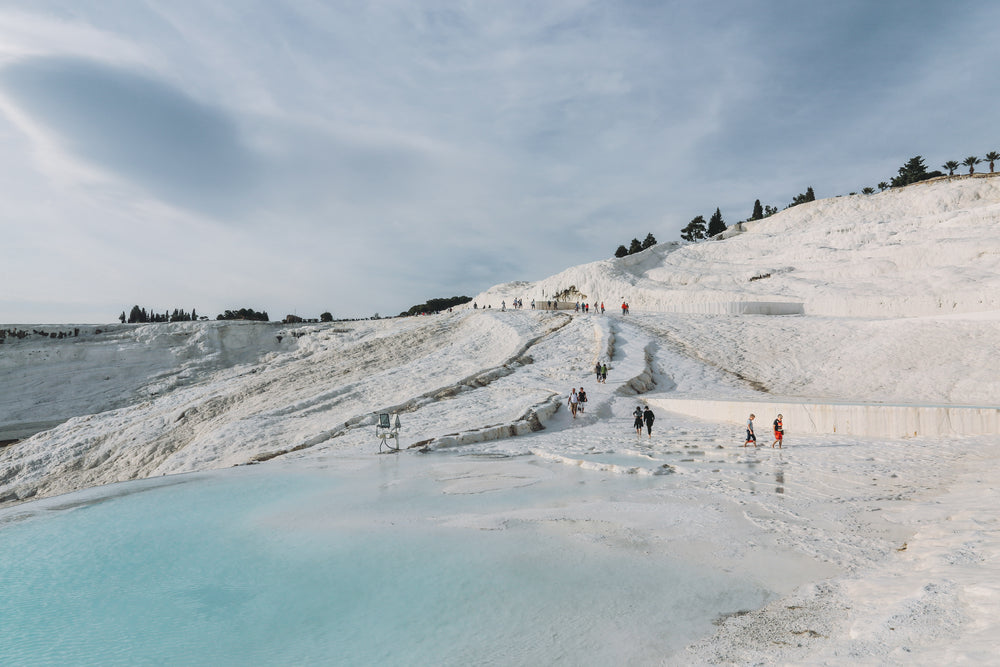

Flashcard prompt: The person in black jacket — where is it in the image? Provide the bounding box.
[642,406,655,438]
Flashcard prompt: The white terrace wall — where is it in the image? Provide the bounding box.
[647,397,1000,439]
[656,301,804,315]
[802,293,1000,318]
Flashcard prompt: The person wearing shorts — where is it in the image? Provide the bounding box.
[744,414,757,447]
[772,414,783,448]
[633,406,644,435]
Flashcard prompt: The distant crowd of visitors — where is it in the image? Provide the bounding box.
[472,299,632,314]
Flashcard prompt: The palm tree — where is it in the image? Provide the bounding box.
[877,182,889,191]
[962,156,981,175]
[985,151,1000,174]
[942,160,959,176]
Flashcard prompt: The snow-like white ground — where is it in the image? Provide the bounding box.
[2,175,1000,663]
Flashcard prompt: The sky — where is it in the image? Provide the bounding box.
[1,0,999,323]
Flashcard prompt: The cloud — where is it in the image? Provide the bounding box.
[3,1,1000,323]
[0,56,257,217]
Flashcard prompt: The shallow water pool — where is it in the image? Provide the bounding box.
[0,456,772,665]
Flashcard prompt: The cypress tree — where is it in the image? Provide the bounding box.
[707,208,726,236]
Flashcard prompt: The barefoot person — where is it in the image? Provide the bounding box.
[633,405,644,436]
[568,389,579,419]
[744,413,757,447]
[772,414,783,448]
[577,387,587,413]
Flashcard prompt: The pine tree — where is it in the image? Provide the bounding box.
[628,238,643,254]
[641,233,657,250]
[680,215,706,242]
[751,199,763,221]
[707,208,726,236]
[891,156,930,187]
[788,186,817,208]
[614,245,629,258]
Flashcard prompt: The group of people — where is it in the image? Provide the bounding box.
[500,299,525,311]
[566,390,785,448]
[573,302,606,314]
[567,387,588,418]
[633,405,655,437]
[593,362,608,383]
[743,413,783,448]
[477,298,633,314]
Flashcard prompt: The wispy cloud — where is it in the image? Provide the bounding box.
[1,1,999,322]
[1,56,257,217]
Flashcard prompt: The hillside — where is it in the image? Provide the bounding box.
[2,176,999,505]
[474,176,1000,318]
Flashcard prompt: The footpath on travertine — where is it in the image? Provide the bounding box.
[646,397,1000,439]
[538,313,655,432]
[534,312,999,440]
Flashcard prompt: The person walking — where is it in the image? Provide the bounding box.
[633,405,644,436]
[744,414,757,447]
[772,414,783,448]
[568,389,579,418]
[595,362,603,383]
[600,302,605,314]
[601,363,608,383]
[578,387,587,413]
[642,406,655,438]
